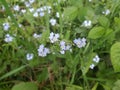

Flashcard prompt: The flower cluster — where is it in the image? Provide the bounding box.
[38,44,50,57]
[49,18,57,26]
[82,20,92,27]
[73,38,86,48]
[102,9,110,15]
[90,55,100,69]
[4,34,13,43]
[60,41,72,54]
[49,32,60,43]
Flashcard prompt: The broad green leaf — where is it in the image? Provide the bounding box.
[98,16,110,28]
[81,53,96,75]
[0,65,27,80]
[12,82,38,90]
[77,7,87,21]
[63,6,78,21]
[88,26,105,39]
[112,80,120,90]
[110,42,120,72]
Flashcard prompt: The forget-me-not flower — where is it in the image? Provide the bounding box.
[73,38,86,48]
[49,32,60,43]
[26,53,34,60]
[3,22,10,31]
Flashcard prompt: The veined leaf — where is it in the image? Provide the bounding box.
[98,16,110,28]
[12,82,38,90]
[63,6,78,21]
[88,26,105,39]
[110,42,120,72]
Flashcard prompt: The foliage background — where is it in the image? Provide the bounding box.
[0,0,120,90]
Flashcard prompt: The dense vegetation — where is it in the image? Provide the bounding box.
[0,0,120,90]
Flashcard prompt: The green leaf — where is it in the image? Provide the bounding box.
[12,82,38,90]
[110,42,120,72]
[0,65,27,80]
[112,80,120,90]
[92,83,98,90]
[98,16,110,28]
[88,26,105,39]
[37,68,48,83]
[63,6,78,21]
[81,53,96,75]
[66,84,83,90]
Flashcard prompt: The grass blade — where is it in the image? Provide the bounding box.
[0,65,27,80]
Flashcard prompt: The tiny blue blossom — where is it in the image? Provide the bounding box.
[26,53,34,60]
[90,64,95,69]
[3,22,10,31]
[29,0,35,4]
[93,55,100,63]
[13,5,20,11]
[4,34,13,43]
[24,1,31,7]
[29,8,35,12]
[38,44,50,57]
[73,38,86,48]
[60,41,72,54]
[50,18,57,26]
[33,33,41,38]
[49,32,60,43]
[33,12,38,17]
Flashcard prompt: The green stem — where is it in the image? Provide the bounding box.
[70,68,76,84]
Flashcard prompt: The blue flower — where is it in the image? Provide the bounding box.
[73,38,86,48]
[38,44,50,57]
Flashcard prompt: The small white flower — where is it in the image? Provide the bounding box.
[2,5,5,11]
[73,38,86,48]
[33,12,38,17]
[39,12,45,17]
[13,5,20,11]
[49,32,60,43]
[93,55,100,63]
[102,9,110,15]
[89,0,92,2]
[21,9,26,13]
[26,53,34,60]
[29,0,35,4]
[19,24,22,27]
[33,33,41,38]
[90,64,95,69]
[4,34,13,42]
[56,12,60,18]
[59,41,72,54]
[29,8,34,12]
[60,50,65,54]
[82,20,92,27]
[3,22,10,31]
[24,1,31,7]
[50,18,57,26]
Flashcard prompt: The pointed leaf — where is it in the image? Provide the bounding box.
[88,27,105,39]
[110,42,120,72]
